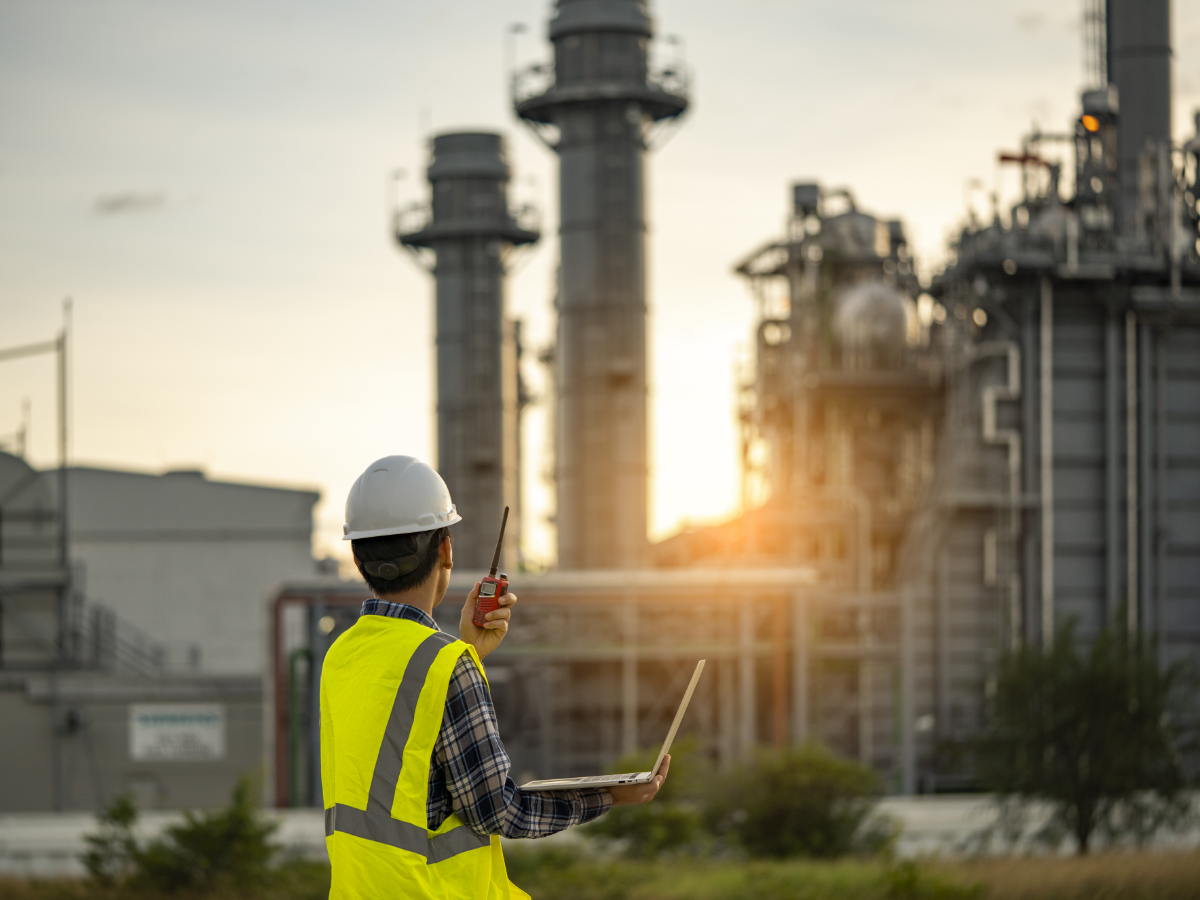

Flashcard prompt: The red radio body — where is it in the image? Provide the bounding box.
[472,574,509,627]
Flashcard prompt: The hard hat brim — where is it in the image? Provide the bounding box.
[342,512,463,541]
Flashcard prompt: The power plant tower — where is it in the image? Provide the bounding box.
[1106,0,1171,236]
[397,132,538,570]
[515,0,688,568]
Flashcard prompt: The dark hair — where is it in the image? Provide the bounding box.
[352,527,451,596]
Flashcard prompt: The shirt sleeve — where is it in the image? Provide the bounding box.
[433,652,613,838]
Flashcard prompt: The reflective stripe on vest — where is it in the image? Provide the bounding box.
[324,804,488,862]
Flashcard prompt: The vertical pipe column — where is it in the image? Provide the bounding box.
[1138,325,1154,636]
[1106,305,1121,624]
[858,606,873,767]
[718,655,736,769]
[791,592,808,744]
[936,547,950,737]
[900,588,916,794]
[738,600,755,760]
[308,600,326,808]
[1022,292,1040,644]
[771,596,787,748]
[621,591,638,755]
[539,667,555,777]
[1154,333,1167,649]
[1040,278,1055,648]
[1126,311,1138,634]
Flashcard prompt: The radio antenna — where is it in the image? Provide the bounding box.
[489,506,509,577]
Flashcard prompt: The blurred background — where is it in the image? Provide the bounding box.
[2,0,1200,884]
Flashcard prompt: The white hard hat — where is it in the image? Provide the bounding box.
[343,455,462,541]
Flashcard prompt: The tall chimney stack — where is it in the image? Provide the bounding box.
[1106,0,1172,235]
[397,132,538,569]
[515,0,688,568]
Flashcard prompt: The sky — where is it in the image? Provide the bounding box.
[1,0,1198,568]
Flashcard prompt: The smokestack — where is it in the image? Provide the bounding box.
[516,0,688,568]
[1106,0,1172,235]
[397,132,538,569]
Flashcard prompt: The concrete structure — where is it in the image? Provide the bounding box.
[56,465,321,675]
[275,2,1197,799]
[515,0,688,568]
[0,451,326,812]
[397,133,538,570]
[0,673,262,813]
[652,3,1200,794]
[653,186,936,783]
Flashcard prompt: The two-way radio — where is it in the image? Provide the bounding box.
[471,506,510,627]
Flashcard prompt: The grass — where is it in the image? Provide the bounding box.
[3,851,1199,900]
[504,850,1200,900]
[0,859,330,900]
[945,852,1200,900]
[503,849,980,900]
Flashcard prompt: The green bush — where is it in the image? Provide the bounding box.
[704,742,881,858]
[82,777,278,894]
[504,845,641,900]
[584,738,706,857]
[82,793,139,886]
[975,618,1199,854]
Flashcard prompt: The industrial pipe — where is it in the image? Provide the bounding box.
[1040,278,1055,648]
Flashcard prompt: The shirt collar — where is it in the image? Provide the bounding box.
[360,599,439,631]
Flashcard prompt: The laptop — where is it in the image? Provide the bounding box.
[519,659,705,791]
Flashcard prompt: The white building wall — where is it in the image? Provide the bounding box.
[48,467,321,676]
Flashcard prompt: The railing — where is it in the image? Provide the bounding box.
[511,63,555,107]
[511,62,690,107]
[648,65,689,101]
[512,203,541,235]
[66,603,166,675]
[395,201,541,237]
[393,202,431,237]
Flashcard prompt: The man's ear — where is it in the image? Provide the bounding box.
[439,536,453,568]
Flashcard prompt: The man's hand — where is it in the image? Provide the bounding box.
[607,755,670,807]
[458,582,517,660]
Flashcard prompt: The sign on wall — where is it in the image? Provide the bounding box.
[129,704,226,761]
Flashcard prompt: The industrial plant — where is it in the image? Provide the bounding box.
[1,0,1197,815]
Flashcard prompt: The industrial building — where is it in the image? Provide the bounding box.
[268,0,1200,804]
[5,0,1198,816]
[0,449,327,811]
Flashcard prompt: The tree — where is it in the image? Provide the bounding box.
[81,777,278,892]
[704,742,881,858]
[135,777,278,892]
[976,620,1197,854]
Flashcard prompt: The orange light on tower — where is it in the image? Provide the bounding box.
[1081,114,1100,132]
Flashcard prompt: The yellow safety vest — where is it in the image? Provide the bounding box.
[320,614,529,899]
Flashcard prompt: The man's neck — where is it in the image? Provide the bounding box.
[375,584,437,619]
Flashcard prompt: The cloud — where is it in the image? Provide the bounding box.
[92,191,166,216]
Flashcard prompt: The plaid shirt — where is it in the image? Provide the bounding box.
[359,599,612,838]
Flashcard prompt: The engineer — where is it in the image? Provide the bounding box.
[320,455,669,899]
